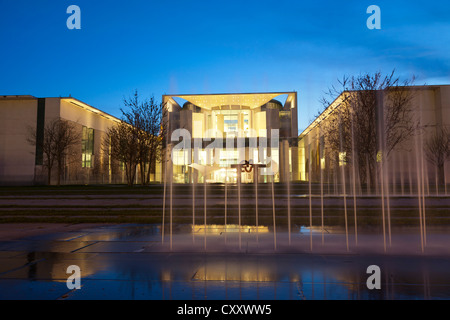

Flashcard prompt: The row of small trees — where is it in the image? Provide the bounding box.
[102,91,167,186]
[27,119,80,185]
[425,127,450,185]
[27,76,449,187]
[314,70,450,189]
[27,91,167,186]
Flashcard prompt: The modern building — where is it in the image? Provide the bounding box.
[162,92,299,183]
[0,95,162,186]
[298,85,450,192]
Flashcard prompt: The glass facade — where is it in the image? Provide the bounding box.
[164,92,298,183]
[215,110,250,137]
[82,126,94,168]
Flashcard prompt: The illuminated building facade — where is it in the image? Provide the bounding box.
[0,95,157,185]
[163,92,299,183]
[298,85,450,188]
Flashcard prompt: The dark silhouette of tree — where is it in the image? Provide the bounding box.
[425,126,450,188]
[121,91,167,185]
[27,118,80,185]
[103,120,139,186]
[102,91,167,186]
[319,70,418,190]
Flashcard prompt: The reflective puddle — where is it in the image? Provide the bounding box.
[0,223,449,300]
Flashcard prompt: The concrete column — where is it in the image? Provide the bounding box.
[280,139,290,182]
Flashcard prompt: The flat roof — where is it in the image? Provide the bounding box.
[60,97,121,123]
[298,84,450,139]
[0,95,36,100]
[0,95,121,123]
[164,92,296,110]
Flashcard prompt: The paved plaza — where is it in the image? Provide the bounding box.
[0,223,449,300]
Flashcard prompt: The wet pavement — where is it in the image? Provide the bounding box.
[0,223,449,300]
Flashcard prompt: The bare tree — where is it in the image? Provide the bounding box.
[319,70,418,189]
[27,118,80,185]
[103,120,139,186]
[120,91,167,185]
[425,126,450,187]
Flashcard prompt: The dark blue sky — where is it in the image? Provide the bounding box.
[1,0,449,132]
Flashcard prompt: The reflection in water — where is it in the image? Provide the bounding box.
[22,252,100,283]
[152,253,450,300]
[193,262,275,282]
[160,270,172,281]
[26,252,37,280]
[299,226,328,234]
[191,224,269,234]
[0,224,448,300]
[63,225,161,242]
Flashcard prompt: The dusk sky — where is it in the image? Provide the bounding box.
[1,0,449,132]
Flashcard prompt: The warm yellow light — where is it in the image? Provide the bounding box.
[191,224,269,234]
[377,151,383,163]
[160,270,172,281]
[174,93,285,110]
[320,157,325,169]
[339,152,346,166]
[193,264,275,282]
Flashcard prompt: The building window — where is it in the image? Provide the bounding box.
[377,151,383,163]
[173,149,189,166]
[82,126,94,168]
[339,152,347,167]
[224,113,239,136]
[219,150,238,167]
[213,109,251,138]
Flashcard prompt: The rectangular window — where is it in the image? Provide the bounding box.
[224,114,239,136]
[82,126,94,168]
[339,152,347,167]
[214,110,251,138]
[377,151,383,163]
[173,149,189,165]
[219,150,238,167]
[321,157,326,169]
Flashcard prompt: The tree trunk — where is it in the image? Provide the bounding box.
[47,166,52,186]
[47,155,53,185]
[139,160,146,186]
[146,153,155,184]
[127,163,136,187]
[146,160,152,185]
[124,162,130,186]
[368,158,377,193]
[438,164,445,192]
[131,164,137,186]
[57,160,62,186]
